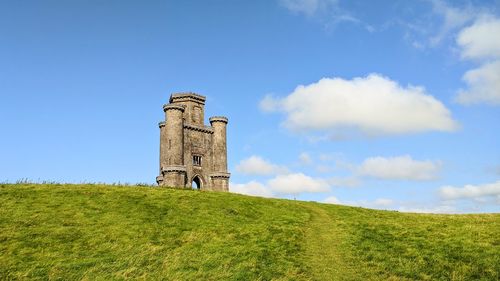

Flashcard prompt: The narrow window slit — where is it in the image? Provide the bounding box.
[193,155,202,166]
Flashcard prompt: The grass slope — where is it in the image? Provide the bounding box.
[1,184,499,280]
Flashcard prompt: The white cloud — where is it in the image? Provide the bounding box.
[235,155,288,176]
[298,152,312,165]
[455,15,500,105]
[316,164,333,173]
[327,176,360,187]
[231,173,330,197]
[456,60,500,105]
[357,155,441,181]
[322,195,461,213]
[323,196,341,204]
[352,198,394,208]
[399,205,457,214]
[457,16,500,60]
[439,180,500,201]
[259,95,281,112]
[319,153,334,162]
[230,181,275,198]
[279,0,338,17]
[278,0,372,31]
[323,196,394,209]
[394,1,478,49]
[268,173,330,194]
[429,0,476,46]
[261,74,458,137]
[373,198,394,207]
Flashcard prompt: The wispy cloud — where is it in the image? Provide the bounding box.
[439,180,500,202]
[322,194,461,213]
[298,152,313,165]
[327,176,360,187]
[428,0,477,46]
[398,1,500,105]
[323,196,395,209]
[268,173,330,194]
[279,0,339,17]
[398,0,479,49]
[278,0,373,31]
[235,155,289,176]
[398,205,457,214]
[357,155,442,181]
[231,173,330,197]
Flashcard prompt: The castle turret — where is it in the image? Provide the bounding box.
[209,116,230,191]
[156,121,166,185]
[160,104,186,187]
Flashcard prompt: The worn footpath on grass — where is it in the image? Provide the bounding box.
[303,202,386,280]
[301,203,361,280]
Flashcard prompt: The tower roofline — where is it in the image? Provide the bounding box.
[170,92,206,104]
[209,116,228,124]
[163,104,185,112]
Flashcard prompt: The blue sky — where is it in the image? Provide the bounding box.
[1,0,499,213]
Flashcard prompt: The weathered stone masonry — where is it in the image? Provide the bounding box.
[156,92,230,191]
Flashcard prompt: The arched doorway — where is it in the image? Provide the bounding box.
[191,176,202,190]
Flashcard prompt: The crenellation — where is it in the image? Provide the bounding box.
[183,123,214,134]
[163,104,185,112]
[169,92,206,104]
[209,116,228,124]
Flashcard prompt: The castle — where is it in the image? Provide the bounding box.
[156,92,230,191]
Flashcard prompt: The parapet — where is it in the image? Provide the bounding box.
[210,172,231,179]
[209,116,228,124]
[161,165,187,173]
[184,123,214,134]
[170,92,206,104]
[163,104,185,112]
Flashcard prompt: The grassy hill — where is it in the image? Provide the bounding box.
[1,184,499,280]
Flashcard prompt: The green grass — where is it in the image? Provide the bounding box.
[1,184,499,280]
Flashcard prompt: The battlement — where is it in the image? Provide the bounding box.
[161,165,187,173]
[170,92,206,104]
[163,104,185,112]
[209,116,229,124]
[184,123,214,134]
[210,172,231,179]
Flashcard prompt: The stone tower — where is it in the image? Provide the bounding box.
[156,92,230,191]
